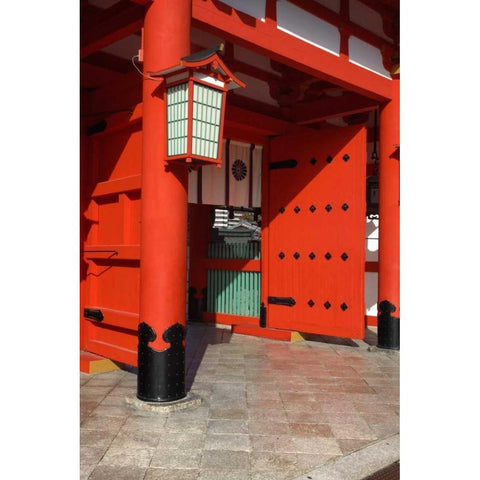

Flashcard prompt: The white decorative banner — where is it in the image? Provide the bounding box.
[188,140,262,207]
[229,141,251,207]
[251,145,262,208]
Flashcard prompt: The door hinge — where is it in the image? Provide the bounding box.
[270,159,298,170]
[268,296,296,306]
[84,308,104,322]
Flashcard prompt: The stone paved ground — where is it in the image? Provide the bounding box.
[80,323,399,480]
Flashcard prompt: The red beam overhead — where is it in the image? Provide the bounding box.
[225,104,312,137]
[292,92,379,125]
[192,0,392,101]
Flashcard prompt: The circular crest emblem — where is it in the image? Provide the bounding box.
[232,159,247,181]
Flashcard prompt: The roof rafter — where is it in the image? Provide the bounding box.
[292,92,379,125]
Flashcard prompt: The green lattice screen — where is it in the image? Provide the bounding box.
[192,83,222,159]
[166,83,188,156]
[207,270,261,318]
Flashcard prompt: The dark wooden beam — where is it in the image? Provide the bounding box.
[83,51,133,73]
[82,71,142,117]
[81,0,144,59]
[80,62,124,89]
[225,104,313,137]
[228,93,282,120]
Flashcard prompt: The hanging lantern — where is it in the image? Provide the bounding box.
[149,44,245,167]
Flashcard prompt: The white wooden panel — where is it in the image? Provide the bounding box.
[350,0,392,41]
[349,36,391,78]
[229,141,251,207]
[234,44,281,76]
[277,0,340,56]
[219,0,266,19]
[233,72,278,106]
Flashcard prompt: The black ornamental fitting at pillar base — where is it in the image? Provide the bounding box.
[137,322,186,402]
[377,300,400,350]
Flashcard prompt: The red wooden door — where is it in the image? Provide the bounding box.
[81,114,143,366]
[267,125,366,339]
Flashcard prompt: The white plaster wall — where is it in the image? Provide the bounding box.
[219,0,266,20]
[277,0,340,56]
[349,36,391,78]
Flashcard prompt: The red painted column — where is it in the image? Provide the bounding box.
[377,77,400,349]
[137,0,191,402]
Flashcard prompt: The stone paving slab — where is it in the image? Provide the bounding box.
[80,323,399,479]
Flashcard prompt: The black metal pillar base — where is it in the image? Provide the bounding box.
[137,322,186,402]
[377,300,400,350]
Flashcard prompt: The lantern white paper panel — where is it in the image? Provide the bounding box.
[277,0,340,56]
[166,83,189,156]
[192,83,223,159]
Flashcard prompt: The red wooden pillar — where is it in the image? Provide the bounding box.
[137,0,191,402]
[377,77,400,350]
